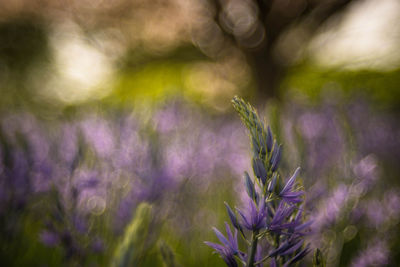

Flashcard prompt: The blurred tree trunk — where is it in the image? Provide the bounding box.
[246,43,281,100]
[213,0,358,101]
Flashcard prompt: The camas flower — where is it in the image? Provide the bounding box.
[279,168,304,204]
[267,203,297,234]
[236,197,267,231]
[206,97,312,267]
[204,222,244,267]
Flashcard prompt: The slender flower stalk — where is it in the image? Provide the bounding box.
[205,97,312,267]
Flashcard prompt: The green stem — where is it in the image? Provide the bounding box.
[247,230,259,267]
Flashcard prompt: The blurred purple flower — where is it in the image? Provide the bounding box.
[91,238,105,253]
[80,116,115,158]
[351,240,389,267]
[39,230,60,247]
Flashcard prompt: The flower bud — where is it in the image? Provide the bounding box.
[270,144,281,172]
[224,202,241,232]
[266,126,273,152]
[252,158,267,184]
[267,173,277,193]
[244,172,256,200]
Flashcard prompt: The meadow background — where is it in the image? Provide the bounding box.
[0,0,400,266]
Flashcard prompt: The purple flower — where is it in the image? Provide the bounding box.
[236,197,267,231]
[267,202,312,237]
[351,240,389,267]
[268,238,304,258]
[205,222,243,267]
[225,202,243,234]
[283,244,310,266]
[279,168,304,203]
[91,238,105,253]
[216,97,312,267]
[268,202,297,232]
[268,239,310,267]
[80,116,115,158]
[39,230,60,247]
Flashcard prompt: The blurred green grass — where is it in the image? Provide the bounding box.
[282,63,400,110]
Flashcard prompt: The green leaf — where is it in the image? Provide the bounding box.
[110,202,153,267]
[313,248,326,267]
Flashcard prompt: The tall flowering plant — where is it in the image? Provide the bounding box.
[205,97,312,267]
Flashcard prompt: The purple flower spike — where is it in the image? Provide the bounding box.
[213,97,312,267]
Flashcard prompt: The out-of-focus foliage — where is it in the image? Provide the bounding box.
[111,203,157,267]
[283,64,400,109]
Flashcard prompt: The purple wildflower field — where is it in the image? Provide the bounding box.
[1,1,400,266]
